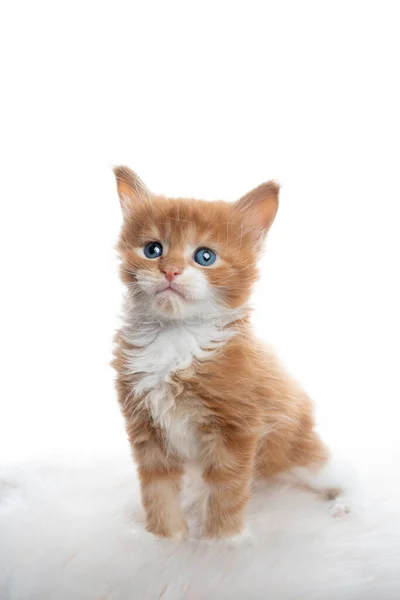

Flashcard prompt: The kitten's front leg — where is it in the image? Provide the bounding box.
[202,431,257,538]
[130,423,188,538]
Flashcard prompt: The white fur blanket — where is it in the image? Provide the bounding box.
[1,446,399,600]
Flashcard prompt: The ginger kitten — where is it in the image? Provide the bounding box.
[112,166,343,539]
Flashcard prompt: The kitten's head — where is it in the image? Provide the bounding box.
[114,166,279,320]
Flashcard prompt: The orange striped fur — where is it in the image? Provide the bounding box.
[112,166,332,538]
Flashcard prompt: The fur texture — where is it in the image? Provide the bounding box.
[1,451,399,600]
[112,166,337,539]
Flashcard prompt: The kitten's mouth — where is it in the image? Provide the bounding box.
[156,285,186,300]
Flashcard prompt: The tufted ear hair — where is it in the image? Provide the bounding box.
[234,180,280,242]
[113,165,151,217]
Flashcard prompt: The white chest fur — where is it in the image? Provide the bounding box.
[121,314,235,459]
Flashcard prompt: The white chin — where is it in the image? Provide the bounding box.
[153,291,187,318]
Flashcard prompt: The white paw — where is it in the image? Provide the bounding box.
[170,525,189,540]
[201,527,252,546]
[329,496,351,518]
[224,527,252,547]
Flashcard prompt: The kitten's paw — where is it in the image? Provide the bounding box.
[223,527,253,547]
[329,496,351,518]
[202,526,252,545]
[169,524,189,540]
[146,519,189,539]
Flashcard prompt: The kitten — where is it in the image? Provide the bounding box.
[112,166,343,539]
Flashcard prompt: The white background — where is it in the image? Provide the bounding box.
[1,1,399,465]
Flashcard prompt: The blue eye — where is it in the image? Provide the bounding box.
[144,242,163,259]
[193,247,216,266]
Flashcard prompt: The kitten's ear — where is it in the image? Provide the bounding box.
[234,181,280,241]
[113,165,151,216]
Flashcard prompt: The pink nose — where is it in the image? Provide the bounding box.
[162,266,182,282]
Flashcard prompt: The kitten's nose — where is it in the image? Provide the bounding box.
[162,266,182,282]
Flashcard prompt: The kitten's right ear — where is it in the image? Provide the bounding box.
[113,165,150,216]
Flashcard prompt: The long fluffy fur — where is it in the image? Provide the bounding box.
[112,166,336,538]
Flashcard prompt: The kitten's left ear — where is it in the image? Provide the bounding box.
[234,181,280,241]
[113,165,151,217]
